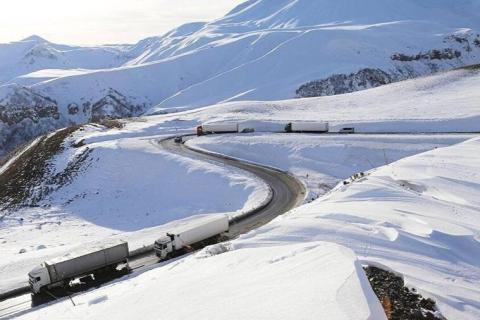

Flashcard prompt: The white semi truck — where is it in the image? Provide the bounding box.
[197,123,239,136]
[154,215,229,259]
[28,240,129,296]
[285,122,329,133]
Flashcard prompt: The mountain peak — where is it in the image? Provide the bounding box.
[21,35,49,43]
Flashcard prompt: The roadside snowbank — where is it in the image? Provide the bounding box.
[18,137,480,320]
[187,133,473,199]
[229,136,480,319]
[15,242,386,320]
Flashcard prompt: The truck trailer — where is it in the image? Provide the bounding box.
[28,240,129,296]
[197,123,239,136]
[285,122,329,133]
[154,215,229,259]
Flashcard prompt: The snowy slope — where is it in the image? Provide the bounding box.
[15,136,480,320]
[14,242,386,320]
[0,36,132,85]
[167,66,480,132]
[2,0,480,156]
[2,66,478,296]
[189,135,480,319]
[187,133,474,199]
[29,0,480,112]
[0,124,269,291]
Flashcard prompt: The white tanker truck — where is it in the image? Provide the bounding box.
[28,240,129,297]
[154,215,229,259]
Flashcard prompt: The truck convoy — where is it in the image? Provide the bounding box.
[154,215,229,259]
[197,121,335,136]
[28,240,129,297]
[27,216,230,299]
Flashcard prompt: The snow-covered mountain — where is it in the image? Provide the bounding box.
[2,67,479,319]
[0,35,135,85]
[1,0,480,156]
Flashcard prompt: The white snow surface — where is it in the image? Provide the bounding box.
[0,125,269,292]
[187,133,474,199]
[170,67,480,133]
[15,242,386,320]
[1,65,480,318]
[1,0,480,118]
[15,136,480,320]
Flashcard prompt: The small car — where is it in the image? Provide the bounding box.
[174,136,183,143]
[339,127,355,134]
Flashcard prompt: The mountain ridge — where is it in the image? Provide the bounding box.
[1,0,480,155]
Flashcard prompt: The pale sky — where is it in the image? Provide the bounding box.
[0,0,244,45]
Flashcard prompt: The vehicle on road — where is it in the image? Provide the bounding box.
[339,127,355,134]
[197,123,239,136]
[285,122,329,133]
[174,136,183,143]
[154,215,229,260]
[28,240,129,297]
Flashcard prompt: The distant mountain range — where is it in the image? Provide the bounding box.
[1,0,480,156]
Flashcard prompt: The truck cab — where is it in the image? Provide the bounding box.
[154,236,174,259]
[28,264,51,294]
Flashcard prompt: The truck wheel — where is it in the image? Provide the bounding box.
[31,292,48,306]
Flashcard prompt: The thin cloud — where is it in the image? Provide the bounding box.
[0,0,243,45]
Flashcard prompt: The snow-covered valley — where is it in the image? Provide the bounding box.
[2,1,480,319]
[8,130,480,320]
[1,0,480,156]
[1,61,480,319]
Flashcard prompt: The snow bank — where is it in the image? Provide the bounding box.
[187,133,473,199]
[19,137,480,319]
[229,136,480,319]
[15,242,386,320]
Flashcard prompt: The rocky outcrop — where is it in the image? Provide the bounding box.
[0,86,59,125]
[0,86,144,157]
[91,88,145,122]
[296,33,480,98]
[296,68,393,98]
[391,48,461,62]
[0,86,64,156]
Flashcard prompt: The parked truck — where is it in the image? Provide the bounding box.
[28,240,129,296]
[197,123,239,136]
[154,215,229,259]
[285,122,329,133]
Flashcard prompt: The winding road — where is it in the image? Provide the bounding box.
[159,136,305,237]
[0,135,305,317]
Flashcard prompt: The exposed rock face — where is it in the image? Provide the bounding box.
[0,86,63,156]
[391,48,461,62]
[0,126,92,211]
[296,34,480,98]
[365,266,446,320]
[0,86,143,157]
[67,103,80,115]
[296,68,393,98]
[91,89,144,122]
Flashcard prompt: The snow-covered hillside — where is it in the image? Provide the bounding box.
[1,66,478,299]
[14,135,480,320]
[187,134,474,199]
[29,0,480,113]
[1,0,480,156]
[0,36,132,85]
